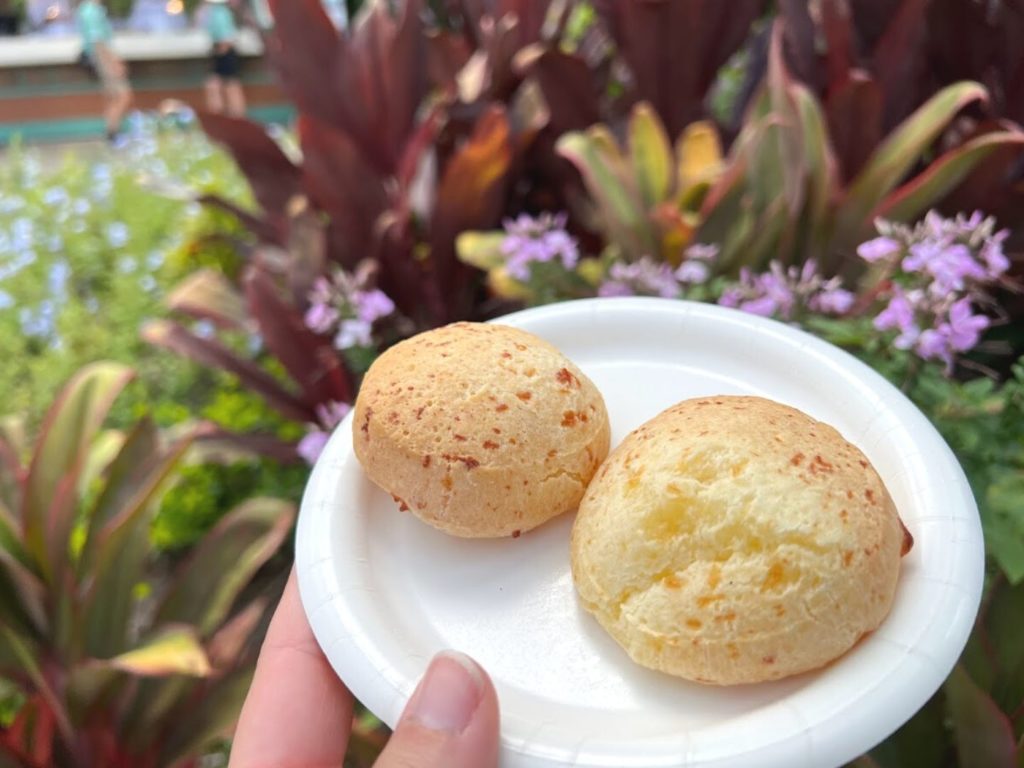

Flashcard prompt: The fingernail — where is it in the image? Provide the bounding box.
[406,651,485,734]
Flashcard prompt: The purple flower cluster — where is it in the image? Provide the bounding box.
[598,244,718,298]
[718,260,854,320]
[297,400,353,465]
[857,211,1008,368]
[303,266,396,351]
[500,213,580,280]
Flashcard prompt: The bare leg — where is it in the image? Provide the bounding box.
[97,46,132,136]
[225,79,247,118]
[205,75,225,114]
[105,86,132,135]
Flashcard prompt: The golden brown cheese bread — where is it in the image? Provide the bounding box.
[354,322,610,538]
[571,395,912,685]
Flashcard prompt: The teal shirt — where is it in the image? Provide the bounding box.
[76,1,113,57]
[206,5,237,43]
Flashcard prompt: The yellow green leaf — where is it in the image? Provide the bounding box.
[487,267,531,301]
[455,231,507,271]
[576,258,606,287]
[677,120,724,194]
[841,81,987,236]
[105,626,211,678]
[628,102,673,207]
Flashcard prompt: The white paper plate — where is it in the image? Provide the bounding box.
[296,298,984,768]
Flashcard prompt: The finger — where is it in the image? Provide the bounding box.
[229,569,354,768]
[375,651,500,768]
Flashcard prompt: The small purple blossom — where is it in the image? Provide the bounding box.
[944,297,990,352]
[874,289,917,335]
[316,400,352,430]
[857,236,901,263]
[500,212,580,280]
[597,281,635,298]
[915,329,951,365]
[809,287,855,315]
[599,257,680,298]
[297,430,330,465]
[858,211,1005,370]
[925,244,987,295]
[684,243,719,261]
[304,301,339,334]
[675,260,710,284]
[354,289,395,324]
[335,318,373,349]
[297,401,352,465]
[303,266,397,351]
[719,260,847,321]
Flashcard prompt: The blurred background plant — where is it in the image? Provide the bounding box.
[3,0,1024,764]
[0,362,294,767]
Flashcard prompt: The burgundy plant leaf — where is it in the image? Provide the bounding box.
[599,0,766,137]
[935,121,1024,225]
[298,116,389,266]
[427,30,473,92]
[196,194,283,246]
[847,0,903,52]
[778,0,819,90]
[264,0,348,130]
[826,71,884,183]
[497,0,556,50]
[381,0,428,166]
[193,428,301,465]
[870,0,932,129]
[429,105,513,324]
[516,47,601,135]
[821,0,855,92]
[269,0,426,174]
[375,222,440,327]
[141,320,311,423]
[396,105,444,197]
[243,267,355,409]
[926,0,998,93]
[197,113,302,220]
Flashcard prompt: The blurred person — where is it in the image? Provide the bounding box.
[75,0,132,143]
[203,0,246,117]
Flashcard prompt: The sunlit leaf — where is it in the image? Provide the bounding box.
[557,129,656,259]
[103,626,211,678]
[840,81,988,237]
[875,131,1024,222]
[677,120,724,194]
[455,231,507,272]
[628,103,673,208]
[166,269,248,331]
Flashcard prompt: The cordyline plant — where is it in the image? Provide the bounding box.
[695,24,1024,275]
[151,0,768,456]
[771,0,1024,181]
[0,363,294,767]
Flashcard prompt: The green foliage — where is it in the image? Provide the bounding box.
[0,364,294,766]
[0,129,247,432]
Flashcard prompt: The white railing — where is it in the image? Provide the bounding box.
[0,27,264,68]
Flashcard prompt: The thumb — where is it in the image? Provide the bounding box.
[375,651,500,768]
